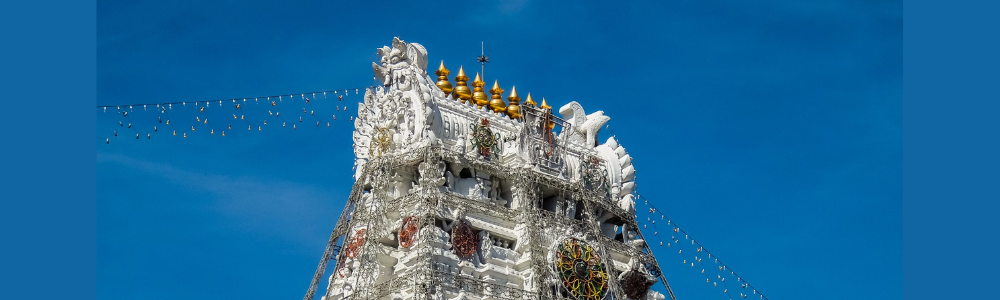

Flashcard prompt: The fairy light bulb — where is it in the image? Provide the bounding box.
[191,126,195,131]
[196,116,200,122]
[173,130,176,136]
[183,133,187,138]
[147,134,150,139]
[222,131,225,137]
[228,124,231,130]
[154,126,157,132]
[211,129,214,135]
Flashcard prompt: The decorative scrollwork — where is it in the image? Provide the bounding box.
[399,216,419,248]
[451,220,478,258]
[343,228,367,259]
[581,156,610,199]
[620,270,653,300]
[470,118,502,158]
[555,238,609,300]
[369,127,392,157]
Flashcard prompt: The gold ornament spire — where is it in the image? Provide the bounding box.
[506,86,522,119]
[452,66,472,103]
[524,93,537,107]
[540,97,554,130]
[489,80,507,113]
[435,61,453,96]
[472,73,489,108]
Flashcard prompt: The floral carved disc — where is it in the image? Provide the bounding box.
[620,270,653,300]
[343,228,367,259]
[399,216,419,248]
[555,238,609,300]
[451,220,477,258]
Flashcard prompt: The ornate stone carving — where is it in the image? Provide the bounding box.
[620,270,654,300]
[312,38,676,300]
[559,101,610,147]
[451,220,477,258]
[343,228,368,259]
[555,238,610,300]
[399,216,419,248]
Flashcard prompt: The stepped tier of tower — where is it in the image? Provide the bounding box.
[311,37,671,300]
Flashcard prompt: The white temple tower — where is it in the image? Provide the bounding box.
[304,37,675,300]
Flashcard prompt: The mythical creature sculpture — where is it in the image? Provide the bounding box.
[354,37,440,178]
[559,101,610,147]
[417,159,446,191]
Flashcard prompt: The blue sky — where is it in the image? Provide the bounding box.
[97,1,901,299]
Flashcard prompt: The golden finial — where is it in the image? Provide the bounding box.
[435,61,453,96]
[540,97,554,130]
[506,86,522,119]
[472,73,489,108]
[524,93,537,107]
[489,80,507,113]
[453,66,472,103]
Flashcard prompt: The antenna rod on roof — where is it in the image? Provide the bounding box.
[477,41,489,82]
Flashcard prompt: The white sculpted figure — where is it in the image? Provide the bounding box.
[559,101,610,146]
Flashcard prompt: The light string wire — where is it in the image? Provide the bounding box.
[602,124,768,300]
[636,193,768,300]
[98,86,370,143]
[96,87,369,108]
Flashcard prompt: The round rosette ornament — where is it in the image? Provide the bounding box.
[451,220,478,258]
[555,238,610,300]
[620,270,653,300]
[343,228,367,259]
[399,216,419,248]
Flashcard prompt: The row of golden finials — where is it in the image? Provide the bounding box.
[434,61,552,120]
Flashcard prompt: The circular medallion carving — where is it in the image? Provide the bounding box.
[399,216,419,248]
[343,228,367,259]
[620,270,652,300]
[451,220,477,258]
[555,238,609,300]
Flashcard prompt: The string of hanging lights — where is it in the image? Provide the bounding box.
[97,87,367,108]
[600,123,768,300]
[636,193,769,300]
[98,87,367,144]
